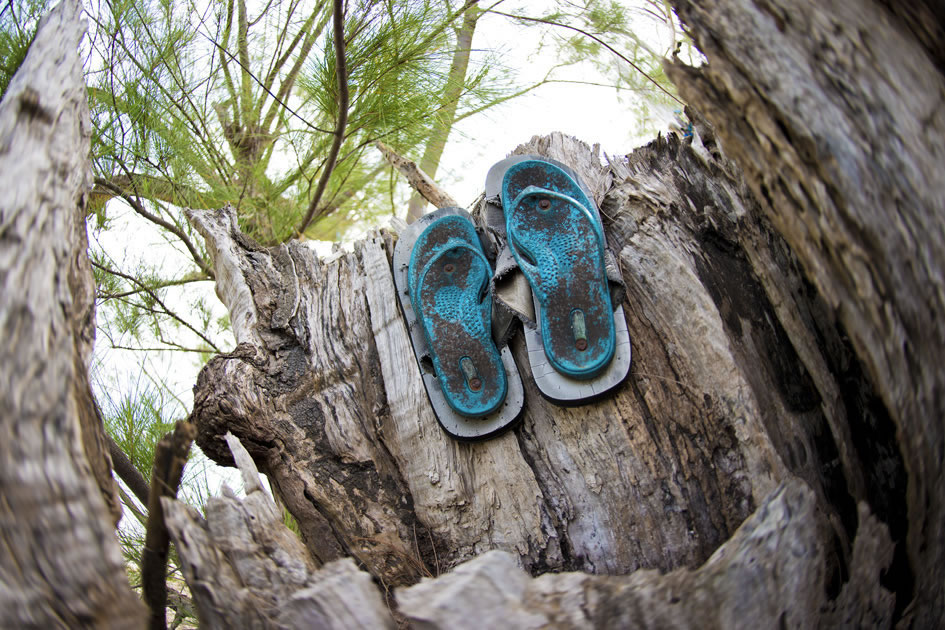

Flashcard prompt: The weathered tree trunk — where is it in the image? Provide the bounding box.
[162,433,393,629]
[1,0,942,627]
[0,0,146,626]
[665,1,945,624]
[176,0,944,626]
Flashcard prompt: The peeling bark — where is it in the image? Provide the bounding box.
[186,126,863,594]
[187,126,797,585]
[1,0,939,627]
[179,0,945,624]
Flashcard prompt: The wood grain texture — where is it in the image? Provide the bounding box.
[667,0,945,621]
[0,0,144,625]
[177,2,945,620]
[162,433,394,629]
[187,130,852,587]
[396,479,894,629]
[180,5,943,624]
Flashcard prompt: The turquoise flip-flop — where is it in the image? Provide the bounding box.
[393,207,524,440]
[485,156,631,403]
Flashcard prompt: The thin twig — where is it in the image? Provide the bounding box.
[92,261,222,353]
[93,177,215,279]
[429,528,439,577]
[197,29,333,135]
[108,344,215,354]
[117,486,149,528]
[98,274,210,301]
[488,9,685,106]
[294,0,349,238]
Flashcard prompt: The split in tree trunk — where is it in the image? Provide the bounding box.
[1,0,942,627]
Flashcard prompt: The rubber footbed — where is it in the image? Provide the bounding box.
[408,216,507,417]
[502,161,615,379]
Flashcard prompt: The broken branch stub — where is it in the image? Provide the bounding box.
[162,432,394,629]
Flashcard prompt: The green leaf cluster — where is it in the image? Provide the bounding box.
[0,0,49,98]
[86,0,501,245]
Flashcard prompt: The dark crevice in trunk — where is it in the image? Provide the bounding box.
[809,305,914,619]
[691,226,859,536]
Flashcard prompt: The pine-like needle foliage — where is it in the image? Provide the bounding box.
[498,0,698,137]
[78,0,523,362]
[86,0,496,245]
[0,0,49,97]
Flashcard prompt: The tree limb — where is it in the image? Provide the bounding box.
[118,486,149,528]
[260,6,329,135]
[375,141,458,210]
[92,177,215,280]
[141,421,197,630]
[98,273,210,301]
[89,172,202,213]
[107,432,151,507]
[294,0,349,237]
[92,261,222,353]
[199,31,333,136]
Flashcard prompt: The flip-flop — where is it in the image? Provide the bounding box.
[393,207,524,440]
[485,156,631,404]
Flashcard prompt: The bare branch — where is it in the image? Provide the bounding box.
[92,262,222,353]
[98,274,211,301]
[406,2,480,222]
[117,486,149,528]
[488,9,685,106]
[294,0,349,237]
[107,432,151,507]
[198,30,333,135]
[93,177,215,280]
[237,0,253,120]
[141,421,196,630]
[89,171,202,212]
[261,9,329,136]
[376,141,458,210]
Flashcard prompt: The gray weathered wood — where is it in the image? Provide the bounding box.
[174,0,944,625]
[162,433,394,629]
[667,0,945,622]
[187,128,790,582]
[1,0,937,626]
[396,479,894,629]
[183,125,927,624]
[0,0,145,625]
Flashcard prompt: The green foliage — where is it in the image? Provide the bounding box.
[79,0,531,364]
[97,367,211,624]
[85,0,502,245]
[508,0,698,137]
[0,0,49,98]
[90,245,225,355]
